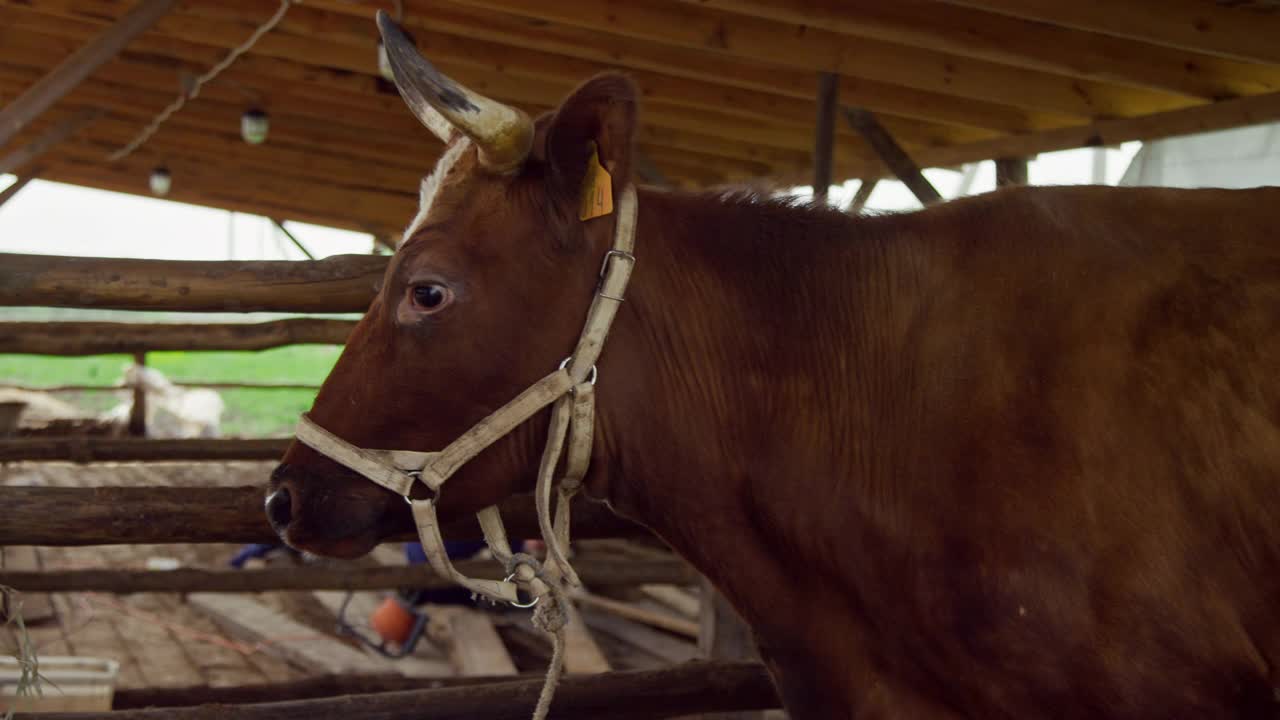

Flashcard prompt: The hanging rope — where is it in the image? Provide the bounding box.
[107,0,296,162]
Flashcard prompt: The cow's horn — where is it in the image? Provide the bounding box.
[376,11,532,173]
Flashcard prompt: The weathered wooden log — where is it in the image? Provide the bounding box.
[0,383,319,393]
[35,662,779,719]
[0,485,643,545]
[0,319,357,355]
[112,674,535,710]
[0,253,387,313]
[0,559,694,594]
[0,438,291,462]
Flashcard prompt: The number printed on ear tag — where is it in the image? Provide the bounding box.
[579,143,614,221]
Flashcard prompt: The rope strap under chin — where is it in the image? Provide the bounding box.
[294,186,638,720]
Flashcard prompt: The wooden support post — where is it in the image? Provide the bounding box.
[0,485,643,546]
[127,351,147,437]
[0,109,102,176]
[995,156,1029,186]
[1091,147,1108,185]
[812,73,838,204]
[843,107,943,206]
[846,179,878,213]
[0,0,177,147]
[0,169,42,211]
[699,577,763,719]
[271,218,315,260]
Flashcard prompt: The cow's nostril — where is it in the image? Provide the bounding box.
[266,488,293,530]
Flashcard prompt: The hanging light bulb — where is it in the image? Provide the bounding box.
[149,166,172,196]
[376,40,395,81]
[241,108,269,145]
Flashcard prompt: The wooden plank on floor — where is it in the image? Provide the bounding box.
[562,601,610,675]
[187,593,373,675]
[311,591,452,678]
[144,593,282,688]
[46,592,145,689]
[424,606,517,677]
[109,594,205,688]
[579,607,699,665]
[572,591,700,638]
[639,584,700,619]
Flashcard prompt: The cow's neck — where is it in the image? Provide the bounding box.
[585,188,923,640]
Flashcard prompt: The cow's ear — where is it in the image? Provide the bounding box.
[539,74,637,223]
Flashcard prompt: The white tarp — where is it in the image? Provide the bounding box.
[1120,122,1280,189]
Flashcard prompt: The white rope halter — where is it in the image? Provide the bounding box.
[294,186,638,719]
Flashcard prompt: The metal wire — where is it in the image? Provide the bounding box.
[107,0,296,162]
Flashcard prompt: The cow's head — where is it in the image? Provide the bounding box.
[266,13,636,558]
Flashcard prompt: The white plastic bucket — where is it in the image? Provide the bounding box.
[0,656,120,713]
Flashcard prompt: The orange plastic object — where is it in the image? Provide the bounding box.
[369,596,416,645]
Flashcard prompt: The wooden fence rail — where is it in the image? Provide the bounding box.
[0,485,642,545]
[0,437,290,462]
[111,674,536,710]
[0,319,357,355]
[0,382,320,393]
[0,253,387,313]
[29,661,779,719]
[0,558,694,594]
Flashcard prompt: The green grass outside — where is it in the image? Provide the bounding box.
[0,345,343,437]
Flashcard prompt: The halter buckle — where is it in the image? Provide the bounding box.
[596,249,635,302]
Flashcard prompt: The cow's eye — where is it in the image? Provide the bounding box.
[411,284,453,312]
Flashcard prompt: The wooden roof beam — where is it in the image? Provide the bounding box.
[0,168,43,210]
[0,107,100,175]
[0,0,176,146]
[844,108,943,206]
[935,0,1280,67]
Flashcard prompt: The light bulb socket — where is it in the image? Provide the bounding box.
[241,108,269,145]
[149,166,172,196]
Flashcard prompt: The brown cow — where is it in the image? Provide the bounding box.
[267,18,1280,719]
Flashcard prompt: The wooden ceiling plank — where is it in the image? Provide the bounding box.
[305,0,1100,123]
[0,0,177,146]
[416,0,1200,118]
[0,35,883,177]
[2,2,1023,165]
[680,0,1280,99]
[916,89,1280,169]
[44,154,408,234]
[150,2,1010,146]
[935,0,1280,67]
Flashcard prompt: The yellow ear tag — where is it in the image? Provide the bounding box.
[578,143,614,221]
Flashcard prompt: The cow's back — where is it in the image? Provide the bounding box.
[842,185,1280,717]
